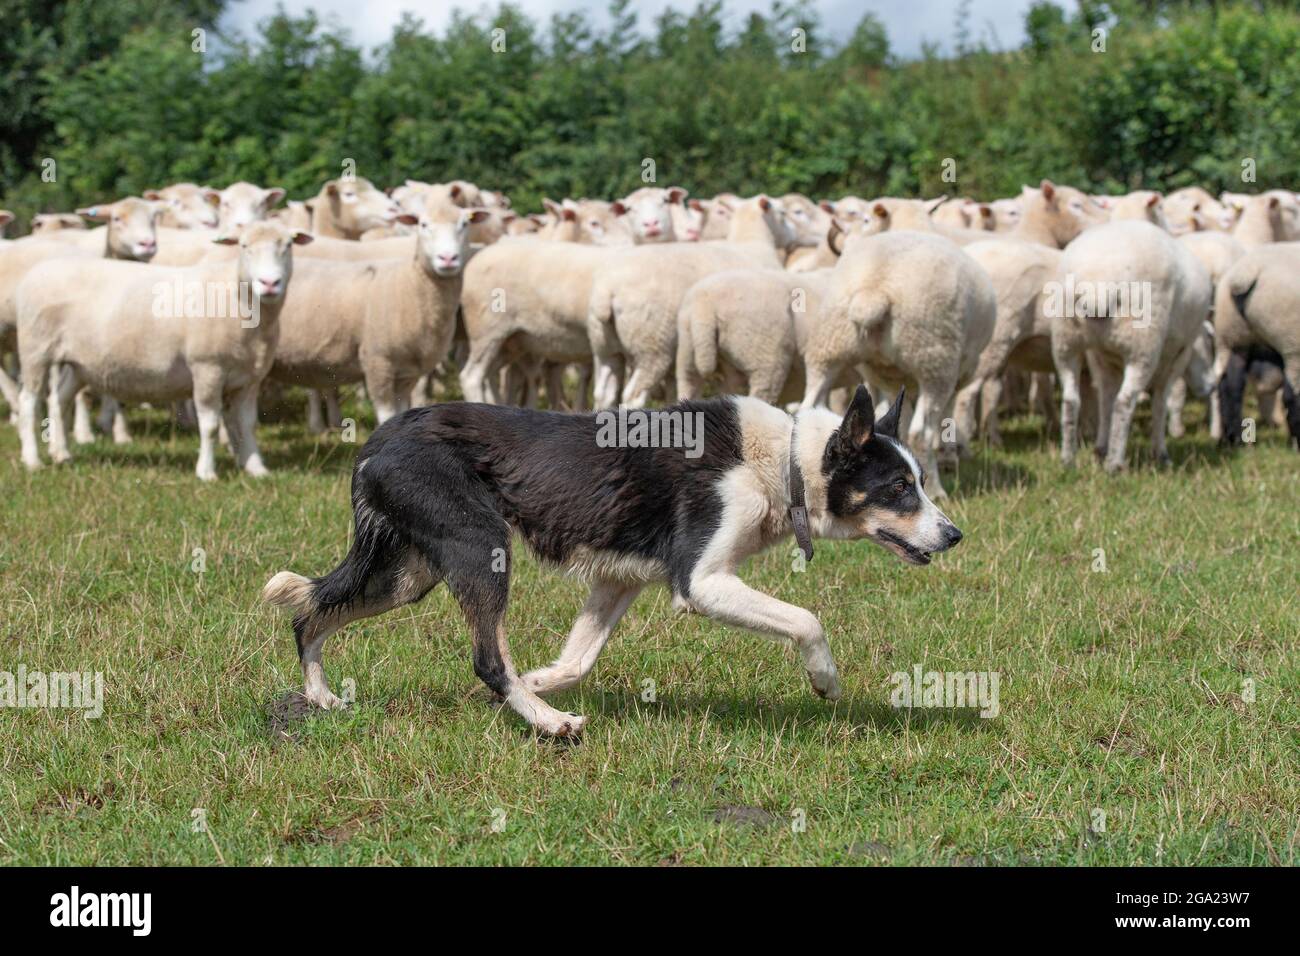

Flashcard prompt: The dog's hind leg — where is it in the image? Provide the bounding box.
[522,582,642,695]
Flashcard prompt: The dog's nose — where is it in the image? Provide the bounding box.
[942,524,963,547]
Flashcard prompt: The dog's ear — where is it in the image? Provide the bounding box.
[875,386,906,439]
[835,385,876,458]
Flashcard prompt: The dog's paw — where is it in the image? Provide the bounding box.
[537,712,587,738]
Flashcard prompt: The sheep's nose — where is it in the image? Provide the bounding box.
[942,524,963,547]
[138,239,156,251]
[258,278,282,295]
[436,254,459,269]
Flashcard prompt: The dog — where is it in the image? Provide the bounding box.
[263,385,963,736]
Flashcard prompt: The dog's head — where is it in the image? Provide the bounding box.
[820,386,963,565]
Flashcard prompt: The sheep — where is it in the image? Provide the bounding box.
[818,196,873,224]
[308,176,401,239]
[266,204,485,426]
[989,197,1023,232]
[1214,242,1300,447]
[931,197,994,232]
[586,195,801,408]
[1177,230,1246,438]
[669,199,709,242]
[210,181,287,233]
[780,192,833,247]
[0,198,163,417]
[29,213,87,234]
[459,221,611,410]
[1051,220,1212,472]
[272,200,314,233]
[1107,190,1166,224]
[144,183,220,230]
[15,221,312,478]
[800,230,997,498]
[1163,186,1236,235]
[676,268,834,404]
[557,198,633,245]
[1230,190,1300,245]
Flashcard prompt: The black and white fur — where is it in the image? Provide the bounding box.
[263,386,962,736]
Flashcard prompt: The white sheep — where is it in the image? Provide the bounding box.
[15,221,312,479]
[1051,220,1212,471]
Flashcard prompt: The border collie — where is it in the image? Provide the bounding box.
[264,386,962,736]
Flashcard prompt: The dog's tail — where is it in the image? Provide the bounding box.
[263,482,403,629]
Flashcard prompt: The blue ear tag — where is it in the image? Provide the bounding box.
[87,207,98,217]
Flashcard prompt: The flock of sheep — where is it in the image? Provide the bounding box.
[0,175,1297,495]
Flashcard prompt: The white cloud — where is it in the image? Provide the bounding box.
[219,0,1035,59]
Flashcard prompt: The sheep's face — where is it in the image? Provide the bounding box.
[79,198,163,261]
[819,386,962,565]
[412,208,487,277]
[616,187,687,243]
[751,195,800,249]
[145,183,219,229]
[222,222,312,303]
[1262,191,1300,240]
[564,200,628,245]
[823,196,871,224]
[1028,181,1108,245]
[991,198,1022,231]
[780,193,830,245]
[324,177,401,235]
[30,213,86,234]
[702,196,736,238]
[217,182,286,233]
[670,200,708,241]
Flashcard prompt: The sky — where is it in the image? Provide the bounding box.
[218,0,1039,59]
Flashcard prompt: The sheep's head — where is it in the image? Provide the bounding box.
[1026,180,1108,246]
[213,220,312,303]
[1109,190,1168,228]
[30,213,87,234]
[78,197,165,261]
[1261,190,1300,240]
[781,193,831,246]
[615,186,687,243]
[144,183,220,230]
[671,199,709,242]
[321,176,401,236]
[990,197,1022,231]
[827,203,890,257]
[210,182,286,233]
[820,196,871,224]
[410,205,489,277]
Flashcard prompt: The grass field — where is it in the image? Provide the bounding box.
[1,393,1297,866]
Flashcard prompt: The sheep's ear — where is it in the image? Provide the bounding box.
[610,200,628,216]
[143,190,163,200]
[875,387,906,440]
[924,195,949,214]
[819,199,836,214]
[0,211,12,227]
[666,186,688,203]
[501,212,517,225]
[396,213,418,226]
[978,204,993,219]
[264,187,287,208]
[835,386,876,457]
[1268,195,1280,210]
[527,213,547,226]
[466,208,491,224]
[1040,179,1057,201]
[827,218,847,257]
[542,198,563,218]
[76,205,109,221]
[688,199,704,212]
[324,180,340,197]
[561,207,578,222]
[203,188,221,205]
[494,192,511,208]
[448,184,462,200]
[757,194,772,211]
[212,235,238,245]
[291,231,314,245]
[1146,193,1161,208]
[872,202,889,219]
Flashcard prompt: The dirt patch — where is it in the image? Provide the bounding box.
[267,692,317,743]
[711,805,778,828]
[848,840,893,860]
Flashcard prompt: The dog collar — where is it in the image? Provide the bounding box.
[788,418,814,563]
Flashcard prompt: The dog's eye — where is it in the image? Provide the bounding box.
[893,478,909,493]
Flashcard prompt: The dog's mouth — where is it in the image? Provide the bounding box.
[874,529,932,566]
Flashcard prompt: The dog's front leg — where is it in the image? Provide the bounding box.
[522,582,642,695]
[689,573,841,700]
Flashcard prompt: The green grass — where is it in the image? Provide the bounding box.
[1,394,1297,866]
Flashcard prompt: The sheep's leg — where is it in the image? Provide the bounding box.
[366,368,402,426]
[192,371,226,482]
[981,375,1006,445]
[96,395,115,435]
[224,385,269,477]
[1148,371,1174,467]
[0,364,19,423]
[572,363,591,412]
[1056,351,1084,467]
[543,362,569,410]
[47,366,84,464]
[72,387,95,444]
[459,338,505,404]
[747,359,790,405]
[952,377,982,448]
[112,403,132,444]
[305,388,326,434]
[1103,362,1151,474]
[1166,376,1187,438]
[1090,358,1119,462]
[908,385,952,499]
[324,388,342,428]
[800,363,838,409]
[410,374,430,409]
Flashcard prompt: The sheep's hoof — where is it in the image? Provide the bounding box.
[1154,452,1172,468]
[1104,459,1127,475]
